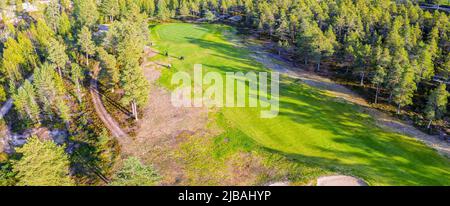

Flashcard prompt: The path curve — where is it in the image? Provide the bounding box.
[89,48,157,147]
[89,79,128,142]
[0,98,14,119]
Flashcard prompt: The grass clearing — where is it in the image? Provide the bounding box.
[150,23,450,185]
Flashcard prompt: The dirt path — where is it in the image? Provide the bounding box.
[0,98,13,119]
[243,38,450,158]
[89,78,128,143]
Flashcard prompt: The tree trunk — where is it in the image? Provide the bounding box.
[427,119,433,129]
[76,82,82,103]
[132,100,138,121]
[57,67,62,77]
[375,85,380,104]
[397,103,401,114]
[388,91,393,104]
[86,54,89,66]
[360,72,365,86]
[316,61,320,72]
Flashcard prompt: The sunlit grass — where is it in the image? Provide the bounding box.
[151,23,450,185]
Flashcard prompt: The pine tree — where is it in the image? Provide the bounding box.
[71,63,85,103]
[355,44,372,86]
[101,0,120,22]
[427,26,439,60]
[97,47,119,91]
[393,64,417,114]
[16,0,23,13]
[0,162,16,186]
[12,136,74,186]
[110,157,160,186]
[415,42,435,83]
[118,39,148,118]
[60,0,71,12]
[189,1,199,16]
[387,17,405,52]
[53,69,71,124]
[313,26,336,72]
[220,0,228,14]
[276,10,289,39]
[44,0,61,33]
[156,0,171,21]
[58,11,72,38]
[30,20,55,51]
[179,0,190,16]
[1,38,25,83]
[47,38,69,76]
[439,53,450,78]
[13,80,40,124]
[78,26,96,66]
[296,20,314,65]
[34,63,56,120]
[34,63,70,122]
[371,47,391,104]
[13,87,28,120]
[343,30,361,66]
[73,0,99,28]
[17,31,38,71]
[0,86,6,103]
[387,48,409,103]
[141,0,156,16]
[108,9,151,121]
[23,81,41,125]
[424,84,448,129]
[120,63,150,121]
[204,10,215,22]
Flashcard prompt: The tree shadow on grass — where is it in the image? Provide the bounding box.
[272,79,450,185]
[175,25,450,185]
[185,37,257,67]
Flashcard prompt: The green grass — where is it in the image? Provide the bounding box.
[151,23,450,185]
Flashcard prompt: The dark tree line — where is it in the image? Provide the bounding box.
[114,0,449,129]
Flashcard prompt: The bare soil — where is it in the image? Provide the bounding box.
[317,175,368,186]
[120,48,213,184]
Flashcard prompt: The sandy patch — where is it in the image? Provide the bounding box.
[317,175,368,186]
